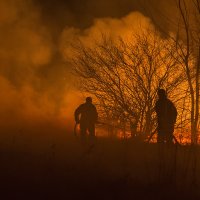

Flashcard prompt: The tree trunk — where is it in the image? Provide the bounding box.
[194,45,200,143]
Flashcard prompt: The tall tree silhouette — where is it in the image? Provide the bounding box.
[72,30,187,138]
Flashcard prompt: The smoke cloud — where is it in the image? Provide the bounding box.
[0,0,180,132]
[60,12,153,54]
[0,0,81,130]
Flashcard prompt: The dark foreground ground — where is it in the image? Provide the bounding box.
[0,127,200,200]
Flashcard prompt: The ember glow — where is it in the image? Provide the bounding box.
[0,0,198,142]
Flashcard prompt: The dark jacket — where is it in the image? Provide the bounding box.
[155,97,177,129]
[74,102,98,124]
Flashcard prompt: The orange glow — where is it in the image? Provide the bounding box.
[0,0,198,145]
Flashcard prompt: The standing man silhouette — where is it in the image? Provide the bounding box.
[74,97,98,138]
[155,89,177,143]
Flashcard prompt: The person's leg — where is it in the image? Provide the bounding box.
[87,124,96,150]
[88,124,95,138]
[166,126,174,144]
[157,127,165,143]
[166,134,173,144]
[80,123,87,140]
[157,133,165,143]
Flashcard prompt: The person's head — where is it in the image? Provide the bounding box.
[157,89,167,99]
[86,97,92,104]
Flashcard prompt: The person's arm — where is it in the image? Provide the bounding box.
[168,100,177,124]
[74,105,82,123]
[154,101,162,124]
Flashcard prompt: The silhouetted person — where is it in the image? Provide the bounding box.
[74,97,98,138]
[155,89,177,143]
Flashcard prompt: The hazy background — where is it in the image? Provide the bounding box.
[0,0,179,131]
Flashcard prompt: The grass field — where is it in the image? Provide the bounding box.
[0,126,200,200]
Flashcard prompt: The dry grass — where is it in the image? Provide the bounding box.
[0,126,200,199]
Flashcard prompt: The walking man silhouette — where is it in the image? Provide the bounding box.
[74,97,98,138]
[155,89,177,143]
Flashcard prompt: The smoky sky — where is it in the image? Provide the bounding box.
[35,0,177,35]
[0,0,179,129]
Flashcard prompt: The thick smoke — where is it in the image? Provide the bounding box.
[60,12,153,52]
[0,0,81,130]
[0,0,180,132]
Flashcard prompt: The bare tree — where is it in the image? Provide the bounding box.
[171,0,200,144]
[71,30,186,139]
